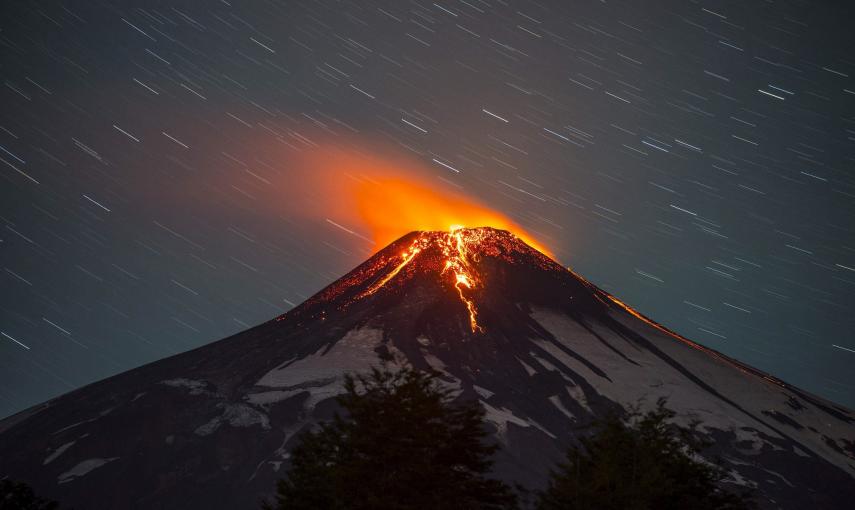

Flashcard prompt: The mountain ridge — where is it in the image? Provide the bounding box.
[1,227,853,509]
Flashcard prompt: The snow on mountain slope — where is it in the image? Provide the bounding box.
[0,227,852,509]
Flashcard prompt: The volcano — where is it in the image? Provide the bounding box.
[1,227,853,509]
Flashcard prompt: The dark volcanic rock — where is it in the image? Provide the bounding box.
[1,227,853,509]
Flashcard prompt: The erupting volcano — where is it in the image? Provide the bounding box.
[358,227,523,332]
[1,228,853,509]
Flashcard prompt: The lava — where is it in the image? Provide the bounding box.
[360,240,422,298]
[441,226,483,332]
[360,227,489,332]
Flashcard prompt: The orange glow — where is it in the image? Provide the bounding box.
[360,243,421,298]
[455,281,482,333]
[353,176,548,255]
[264,144,554,333]
[354,227,489,332]
[441,228,483,332]
[286,146,551,257]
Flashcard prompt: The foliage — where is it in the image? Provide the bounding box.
[537,399,754,510]
[265,365,517,510]
[0,479,59,510]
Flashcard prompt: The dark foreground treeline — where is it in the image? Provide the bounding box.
[2,366,754,510]
[265,366,753,510]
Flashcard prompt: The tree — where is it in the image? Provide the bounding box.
[0,479,59,510]
[537,399,754,510]
[265,365,518,510]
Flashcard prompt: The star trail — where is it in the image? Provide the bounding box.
[1,0,854,418]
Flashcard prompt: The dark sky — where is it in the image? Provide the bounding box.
[2,0,854,419]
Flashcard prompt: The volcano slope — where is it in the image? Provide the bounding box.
[0,227,853,509]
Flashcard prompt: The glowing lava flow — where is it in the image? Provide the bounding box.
[442,227,483,332]
[359,227,485,332]
[361,240,422,298]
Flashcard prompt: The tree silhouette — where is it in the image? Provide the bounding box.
[0,479,59,510]
[537,399,754,510]
[264,365,518,510]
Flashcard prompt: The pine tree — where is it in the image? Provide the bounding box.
[537,399,754,510]
[0,479,59,510]
[264,365,518,510]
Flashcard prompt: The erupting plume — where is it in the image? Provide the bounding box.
[278,145,551,257]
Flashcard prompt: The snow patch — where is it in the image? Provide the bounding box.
[481,401,529,437]
[161,378,209,395]
[517,357,537,376]
[474,385,494,399]
[257,328,382,387]
[422,352,448,371]
[721,457,759,488]
[52,407,115,435]
[245,390,306,407]
[529,349,573,383]
[481,401,556,440]
[274,422,311,461]
[566,384,591,413]
[195,403,270,436]
[549,395,574,419]
[57,457,119,484]
[530,351,560,373]
[256,328,384,410]
[43,441,75,465]
[732,427,767,454]
[532,307,855,476]
[764,469,795,487]
[421,351,463,396]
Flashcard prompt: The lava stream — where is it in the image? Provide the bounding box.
[360,227,485,332]
[442,227,482,332]
[361,241,422,298]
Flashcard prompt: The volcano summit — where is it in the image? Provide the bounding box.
[1,227,853,509]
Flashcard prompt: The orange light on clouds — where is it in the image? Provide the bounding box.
[353,176,549,252]
[286,145,551,256]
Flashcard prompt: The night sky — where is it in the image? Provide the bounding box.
[2,0,854,419]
